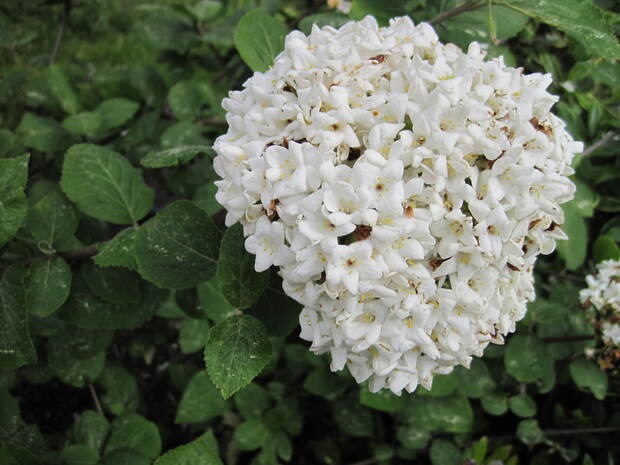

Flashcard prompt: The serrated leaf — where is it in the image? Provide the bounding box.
[71,410,110,452]
[61,144,154,224]
[94,228,139,271]
[154,431,222,465]
[233,9,286,72]
[569,358,608,400]
[217,224,269,309]
[496,0,620,60]
[234,383,272,420]
[234,419,270,451]
[175,371,230,423]
[25,257,72,317]
[141,145,214,168]
[135,200,221,289]
[104,414,161,460]
[16,113,72,152]
[81,263,141,305]
[98,364,140,416]
[0,154,29,247]
[24,190,78,249]
[0,266,36,370]
[197,279,237,323]
[97,98,139,131]
[204,314,272,398]
[47,65,81,115]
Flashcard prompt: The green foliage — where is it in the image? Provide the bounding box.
[1,0,620,463]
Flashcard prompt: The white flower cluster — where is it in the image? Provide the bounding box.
[213,16,582,394]
[580,260,620,348]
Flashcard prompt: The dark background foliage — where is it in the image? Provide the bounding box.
[1,1,620,464]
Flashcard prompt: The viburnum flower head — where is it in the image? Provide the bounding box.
[213,16,582,394]
[580,260,620,371]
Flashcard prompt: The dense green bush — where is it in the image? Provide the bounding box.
[1,1,620,464]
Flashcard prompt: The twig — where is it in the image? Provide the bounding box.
[60,244,98,260]
[542,335,595,343]
[88,383,104,416]
[49,1,71,65]
[582,130,620,157]
[429,1,483,25]
[545,427,620,436]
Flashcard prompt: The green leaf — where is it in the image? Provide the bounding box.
[62,113,103,139]
[509,394,537,417]
[0,266,36,370]
[25,257,72,317]
[233,9,287,72]
[247,286,301,337]
[592,235,620,264]
[47,65,81,115]
[405,395,473,433]
[96,98,140,132]
[0,154,29,247]
[350,0,408,25]
[24,191,78,249]
[481,392,509,416]
[179,318,211,354]
[496,0,620,60]
[569,358,608,400]
[51,350,105,388]
[94,228,139,271]
[154,432,222,465]
[303,368,349,400]
[105,415,161,460]
[396,425,430,450]
[204,314,272,398]
[81,264,141,305]
[61,144,154,225]
[217,224,269,309]
[234,420,270,451]
[168,81,210,122]
[141,145,214,168]
[234,383,272,420]
[333,398,373,438]
[359,386,406,413]
[505,335,553,383]
[197,279,237,323]
[16,113,72,152]
[160,122,209,148]
[298,13,349,34]
[59,444,99,465]
[570,179,598,218]
[430,439,462,465]
[417,371,458,397]
[135,200,221,289]
[98,364,140,415]
[0,129,15,157]
[175,371,230,423]
[71,410,110,452]
[100,449,150,465]
[455,359,495,398]
[516,419,545,446]
[556,203,587,271]
[193,183,221,216]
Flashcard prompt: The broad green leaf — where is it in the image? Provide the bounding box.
[47,65,81,115]
[556,203,587,271]
[247,286,301,337]
[94,228,139,271]
[105,415,161,460]
[570,179,598,218]
[197,279,237,323]
[135,200,221,289]
[455,359,495,398]
[141,145,214,168]
[0,129,15,157]
[234,383,272,420]
[528,298,566,325]
[193,183,221,216]
[592,235,620,263]
[71,410,110,452]
[569,358,608,400]
[179,318,211,354]
[204,314,272,398]
[217,224,269,309]
[137,11,199,52]
[50,350,105,388]
[233,9,286,72]
[417,371,458,397]
[350,0,408,25]
[100,449,150,465]
[160,122,209,148]
[16,113,72,152]
[61,144,154,224]
[430,439,461,465]
[0,154,29,247]
[516,419,545,445]
[96,98,140,131]
[505,335,553,383]
[81,264,141,305]
[154,432,222,465]
[24,191,78,249]
[396,425,430,450]
[175,371,230,423]
[234,420,269,451]
[360,386,406,413]
[98,364,140,415]
[496,0,620,60]
[303,368,349,400]
[508,394,537,417]
[333,398,373,438]
[405,395,473,433]
[59,444,99,465]
[481,392,508,415]
[168,81,210,122]
[0,266,36,370]
[25,257,72,317]
[62,112,103,139]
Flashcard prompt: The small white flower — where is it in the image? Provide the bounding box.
[245,216,292,272]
